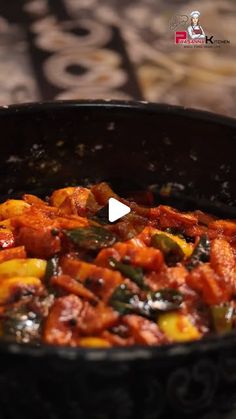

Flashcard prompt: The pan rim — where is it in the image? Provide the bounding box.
[0,99,235,129]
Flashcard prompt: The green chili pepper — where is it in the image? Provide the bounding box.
[211,304,234,334]
[151,233,184,264]
[109,284,137,315]
[108,257,148,290]
[45,256,59,283]
[187,235,210,271]
[64,226,117,250]
[109,285,183,318]
[146,289,183,313]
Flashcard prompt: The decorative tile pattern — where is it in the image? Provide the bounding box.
[0,0,235,116]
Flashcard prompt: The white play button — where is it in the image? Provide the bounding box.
[108,198,131,222]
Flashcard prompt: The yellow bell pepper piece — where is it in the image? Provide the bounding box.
[0,258,46,279]
[152,229,193,258]
[0,276,42,304]
[158,311,201,342]
[0,200,30,220]
[79,337,111,348]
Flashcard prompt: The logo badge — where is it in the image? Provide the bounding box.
[170,10,230,48]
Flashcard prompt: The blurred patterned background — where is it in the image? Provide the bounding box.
[0,0,235,116]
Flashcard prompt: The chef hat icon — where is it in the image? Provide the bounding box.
[190,10,200,18]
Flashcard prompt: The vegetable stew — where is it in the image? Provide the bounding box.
[0,182,236,347]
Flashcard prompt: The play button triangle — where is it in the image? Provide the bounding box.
[108,198,131,222]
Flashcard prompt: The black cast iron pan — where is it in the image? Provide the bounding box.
[0,100,236,419]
